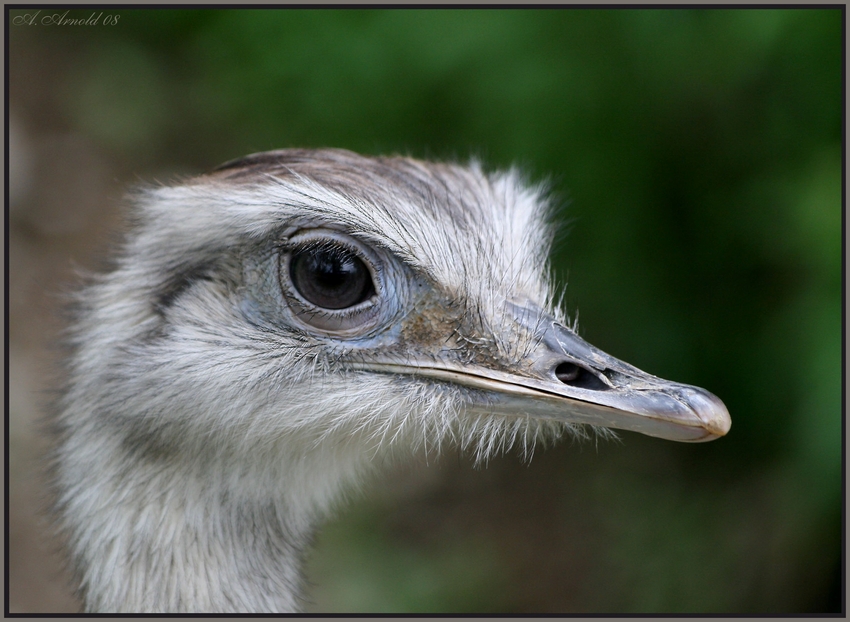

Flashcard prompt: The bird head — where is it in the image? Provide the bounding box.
[72,149,729,475]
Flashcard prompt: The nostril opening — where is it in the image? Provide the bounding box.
[554,362,610,391]
[555,362,580,383]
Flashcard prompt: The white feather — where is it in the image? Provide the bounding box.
[51,149,581,612]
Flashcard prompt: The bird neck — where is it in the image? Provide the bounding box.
[62,433,369,613]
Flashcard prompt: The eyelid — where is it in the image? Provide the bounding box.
[282,230,382,277]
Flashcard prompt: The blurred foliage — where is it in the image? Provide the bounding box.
[9,8,842,613]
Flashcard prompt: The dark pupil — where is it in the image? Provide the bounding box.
[290,245,375,310]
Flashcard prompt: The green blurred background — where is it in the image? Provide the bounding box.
[8,8,842,613]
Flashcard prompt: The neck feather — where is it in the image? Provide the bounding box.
[57,428,371,613]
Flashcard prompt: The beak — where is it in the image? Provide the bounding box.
[351,303,731,443]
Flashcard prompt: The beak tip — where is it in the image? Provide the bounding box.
[687,388,731,440]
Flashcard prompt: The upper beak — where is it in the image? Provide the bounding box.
[350,303,731,443]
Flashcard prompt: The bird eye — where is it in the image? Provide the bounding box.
[279,230,387,335]
[290,245,375,310]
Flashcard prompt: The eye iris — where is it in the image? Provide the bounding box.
[290,245,375,310]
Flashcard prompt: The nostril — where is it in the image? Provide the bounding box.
[555,362,580,383]
[554,362,610,391]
